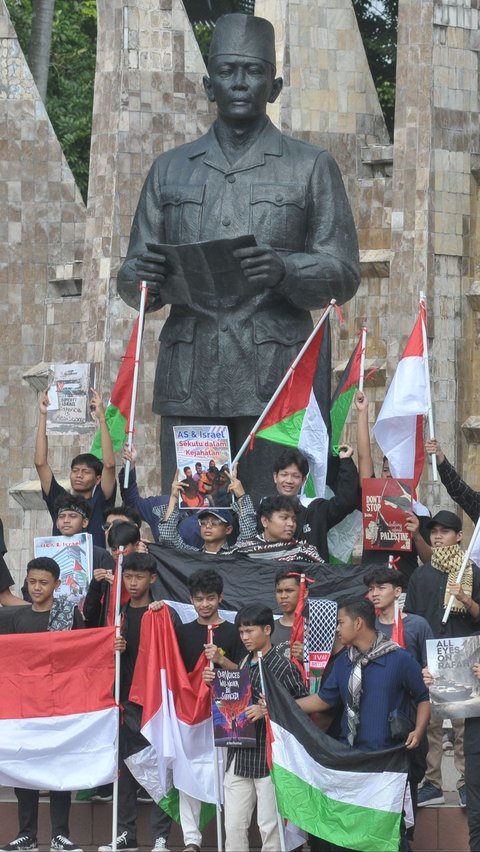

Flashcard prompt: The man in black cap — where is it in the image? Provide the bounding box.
[117,13,360,499]
[405,510,480,808]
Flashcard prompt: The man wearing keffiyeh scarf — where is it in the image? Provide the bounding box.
[297,597,430,752]
[405,510,480,809]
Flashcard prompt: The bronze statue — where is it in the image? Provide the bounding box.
[118,14,360,496]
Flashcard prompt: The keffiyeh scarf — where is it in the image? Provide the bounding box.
[431,543,473,614]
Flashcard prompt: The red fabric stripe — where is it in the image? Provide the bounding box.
[401,304,425,360]
[110,318,140,418]
[129,607,211,727]
[290,577,307,683]
[412,415,425,490]
[0,628,116,719]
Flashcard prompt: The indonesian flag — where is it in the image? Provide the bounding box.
[91,318,140,458]
[254,316,331,497]
[373,302,428,488]
[0,628,118,790]
[126,607,219,805]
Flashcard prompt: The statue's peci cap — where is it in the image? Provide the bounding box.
[208,14,276,69]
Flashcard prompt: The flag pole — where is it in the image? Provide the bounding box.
[231,300,336,467]
[442,515,480,625]
[419,292,437,482]
[111,545,125,852]
[358,326,367,394]
[124,281,148,488]
[208,625,223,852]
[257,652,286,852]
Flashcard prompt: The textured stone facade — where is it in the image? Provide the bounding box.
[2,0,480,588]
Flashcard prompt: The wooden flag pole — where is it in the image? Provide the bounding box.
[231,300,336,467]
[124,281,148,488]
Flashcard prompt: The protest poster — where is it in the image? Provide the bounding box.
[47,363,97,434]
[173,424,233,509]
[212,669,256,748]
[362,478,413,552]
[307,598,338,693]
[426,635,480,719]
[34,533,93,611]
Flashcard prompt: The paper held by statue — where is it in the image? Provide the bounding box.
[145,235,257,305]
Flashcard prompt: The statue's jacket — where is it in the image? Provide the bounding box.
[118,118,360,417]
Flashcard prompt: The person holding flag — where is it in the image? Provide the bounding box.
[272,569,310,663]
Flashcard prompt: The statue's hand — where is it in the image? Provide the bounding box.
[234,245,286,289]
[135,246,168,292]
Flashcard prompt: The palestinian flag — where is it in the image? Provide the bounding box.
[91,318,140,458]
[330,334,363,450]
[0,628,118,790]
[263,664,409,852]
[126,607,219,806]
[254,316,331,497]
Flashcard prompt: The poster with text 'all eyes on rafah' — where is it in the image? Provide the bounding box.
[173,424,233,509]
[426,635,480,720]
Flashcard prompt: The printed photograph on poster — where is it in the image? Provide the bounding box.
[426,635,480,719]
[34,533,93,611]
[362,478,414,552]
[212,669,256,748]
[47,363,97,434]
[173,424,233,509]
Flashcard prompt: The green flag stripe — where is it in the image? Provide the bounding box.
[271,763,401,852]
[256,409,306,447]
[159,787,215,829]
[330,385,357,448]
[90,404,127,459]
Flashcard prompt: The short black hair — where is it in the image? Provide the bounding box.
[188,568,223,597]
[273,449,309,478]
[27,557,60,580]
[107,521,140,549]
[122,552,157,574]
[338,598,376,630]
[102,504,142,528]
[275,568,301,586]
[70,453,103,476]
[363,566,407,591]
[54,493,92,520]
[258,494,300,521]
[235,603,274,634]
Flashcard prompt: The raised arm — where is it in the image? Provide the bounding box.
[90,389,116,500]
[426,438,480,524]
[226,464,258,542]
[354,390,374,480]
[34,389,53,495]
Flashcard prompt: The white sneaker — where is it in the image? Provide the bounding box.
[151,840,170,852]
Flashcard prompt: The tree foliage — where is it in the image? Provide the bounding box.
[5,0,96,201]
[352,0,398,135]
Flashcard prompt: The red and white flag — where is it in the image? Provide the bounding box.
[373,302,428,488]
[0,628,118,790]
[127,607,219,805]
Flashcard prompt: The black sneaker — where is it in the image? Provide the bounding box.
[0,838,38,852]
[98,833,138,852]
[50,838,83,852]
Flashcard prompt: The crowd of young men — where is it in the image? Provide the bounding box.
[1,388,480,852]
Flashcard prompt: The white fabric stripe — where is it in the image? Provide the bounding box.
[0,707,118,790]
[373,356,427,479]
[298,391,329,497]
[142,685,220,804]
[271,721,407,815]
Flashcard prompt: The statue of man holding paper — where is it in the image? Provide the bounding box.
[118,13,360,496]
